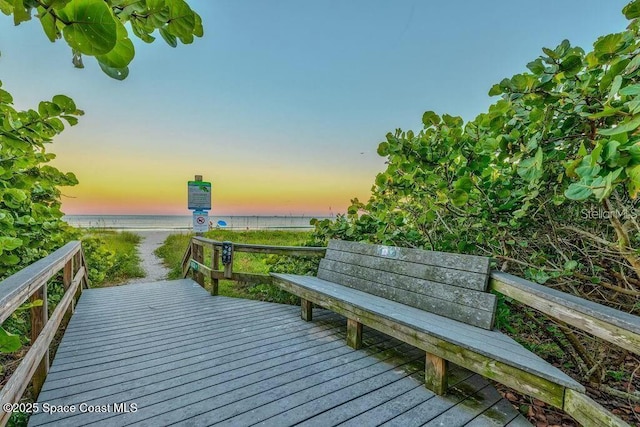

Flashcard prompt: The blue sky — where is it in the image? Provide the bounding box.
[0,1,631,215]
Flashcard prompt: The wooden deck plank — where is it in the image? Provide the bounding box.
[466,399,521,427]
[32,337,387,426]
[62,340,406,426]
[40,312,341,392]
[423,383,503,426]
[28,279,528,427]
[283,375,423,426]
[338,385,434,427]
[338,368,476,427]
[55,301,287,352]
[50,307,311,365]
[37,316,347,404]
[379,375,488,427]
[162,352,420,426]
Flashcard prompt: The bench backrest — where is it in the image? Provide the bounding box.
[317,240,496,330]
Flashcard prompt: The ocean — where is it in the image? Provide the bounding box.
[62,215,333,231]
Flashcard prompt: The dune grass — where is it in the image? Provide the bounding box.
[155,230,313,301]
[83,230,145,286]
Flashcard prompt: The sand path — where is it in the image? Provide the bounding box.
[125,230,185,284]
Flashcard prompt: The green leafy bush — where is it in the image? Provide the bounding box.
[0,85,81,281]
[313,2,640,312]
[309,1,640,397]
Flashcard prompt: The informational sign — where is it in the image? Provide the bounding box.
[188,181,212,210]
[192,210,209,233]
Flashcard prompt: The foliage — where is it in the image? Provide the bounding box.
[0,84,81,280]
[154,233,189,279]
[75,230,144,284]
[310,0,640,391]
[0,0,203,79]
[97,230,144,283]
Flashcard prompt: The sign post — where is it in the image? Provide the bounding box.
[188,175,212,236]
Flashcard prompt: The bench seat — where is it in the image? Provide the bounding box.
[271,272,585,406]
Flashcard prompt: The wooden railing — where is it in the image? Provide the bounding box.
[0,241,89,426]
[489,271,638,427]
[181,236,326,295]
[182,237,637,426]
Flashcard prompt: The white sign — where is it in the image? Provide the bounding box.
[193,210,209,233]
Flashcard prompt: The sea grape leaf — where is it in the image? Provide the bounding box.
[96,19,134,68]
[58,0,118,56]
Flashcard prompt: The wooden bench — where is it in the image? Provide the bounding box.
[271,239,584,409]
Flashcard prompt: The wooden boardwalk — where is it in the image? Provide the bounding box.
[28,279,530,426]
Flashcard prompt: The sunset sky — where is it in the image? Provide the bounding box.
[0,1,630,216]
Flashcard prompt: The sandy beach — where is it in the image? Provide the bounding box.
[125,230,187,284]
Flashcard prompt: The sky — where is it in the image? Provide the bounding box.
[0,0,632,216]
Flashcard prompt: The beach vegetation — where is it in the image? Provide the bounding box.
[77,230,145,285]
[307,1,640,421]
[1,0,203,80]
[155,230,315,303]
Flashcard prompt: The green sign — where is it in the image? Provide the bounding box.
[190,259,199,271]
[188,181,211,210]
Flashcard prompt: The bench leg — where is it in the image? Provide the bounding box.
[346,318,363,349]
[425,353,448,395]
[301,298,312,321]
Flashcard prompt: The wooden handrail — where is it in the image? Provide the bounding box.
[0,241,89,427]
[490,271,640,356]
[192,236,327,257]
[182,237,325,294]
[182,239,636,426]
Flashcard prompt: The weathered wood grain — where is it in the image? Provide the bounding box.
[212,248,220,296]
[28,279,526,427]
[210,271,272,285]
[62,259,74,321]
[328,239,491,275]
[272,273,581,408]
[425,353,447,395]
[347,318,363,349]
[0,266,84,426]
[320,258,496,309]
[564,389,630,427]
[29,285,48,397]
[192,241,205,287]
[193,237,326,257]
[301,298,312,321]
[491,271,640,355]
[324,247,489,291]
[318,262,496,329]
[0,241,80,324]
[181,244,192,278]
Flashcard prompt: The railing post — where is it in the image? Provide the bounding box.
[212,247,220,296]
[222,241,234,279]
[62,258,74,320]
[30,283,48,397]
[73,250,83,302]
[193,242,204,287]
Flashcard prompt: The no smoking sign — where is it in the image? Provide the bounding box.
[192,210,208,233]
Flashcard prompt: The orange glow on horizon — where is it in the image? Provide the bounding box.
[51,132,384,216]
